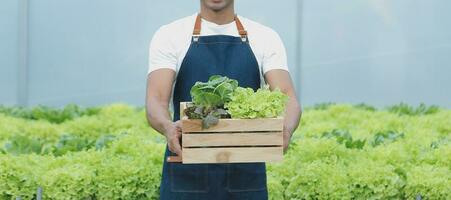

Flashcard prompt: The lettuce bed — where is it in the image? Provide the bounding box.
[0,103,449,200]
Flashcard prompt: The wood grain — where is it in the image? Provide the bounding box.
[178,102,284,164]
[182,132,283,147]
[182,147,283,164]
[182,118,284,133]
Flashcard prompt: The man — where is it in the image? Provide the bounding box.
[146,0,301,199]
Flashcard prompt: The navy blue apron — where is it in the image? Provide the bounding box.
[159,14,268,200]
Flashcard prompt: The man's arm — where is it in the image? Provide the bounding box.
[264,69,302,153]
[146,69,182,156]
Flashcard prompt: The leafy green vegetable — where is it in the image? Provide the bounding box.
[387,103,440,116]
[370,130,404,147]
[95,134,118,150]
[430,137,450,149]
[190,75,238,110]
[187,75,237,128]
[0,103,450,199]
[52,134,95,156]
[353,103,377,111]
[224,85,289,119]
[3,135,48,155]
[0,104,100,123]
[310,102,336,110]
[321,129,366,149]
[187,75,288,125]
[2,133,120,157]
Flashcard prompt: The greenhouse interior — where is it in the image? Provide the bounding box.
[0,1,450,199]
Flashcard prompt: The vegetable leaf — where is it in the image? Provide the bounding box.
[224,85,288,119]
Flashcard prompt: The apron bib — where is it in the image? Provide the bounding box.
[159,14,268,200]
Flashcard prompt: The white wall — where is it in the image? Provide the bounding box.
[0,0,20,105]
[300,0,451,107]
[0,0,450,108]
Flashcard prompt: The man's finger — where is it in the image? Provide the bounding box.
[176,130,182,138]
[175,120,182,129]
[168,138,177,152]
[171,138,183,156]
[168,144,174,154]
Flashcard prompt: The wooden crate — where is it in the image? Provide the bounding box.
[167,102,284,164]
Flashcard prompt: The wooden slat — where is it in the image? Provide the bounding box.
[182,118,284,133]
[182,132,283,147]
[167,156,182,163]
[182,147,283,164]
[180,102,194,119]
[180,102,187,119]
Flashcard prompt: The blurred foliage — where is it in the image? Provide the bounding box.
[0,103,449,199]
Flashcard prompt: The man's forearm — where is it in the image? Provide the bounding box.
[146,97,173,137]
[284,95,302,136]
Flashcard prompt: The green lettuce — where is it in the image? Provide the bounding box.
[187,75,237,128]
[224,85,289,119]
[190,75,238,109]
[0,103,450,199]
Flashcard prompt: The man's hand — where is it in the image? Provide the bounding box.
[146,69,185,156]
[283,129,292,154]
[164,120,183,156]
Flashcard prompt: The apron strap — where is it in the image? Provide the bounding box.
[193,14,202,37]
[234,15,248,42]
[192,14,248,42]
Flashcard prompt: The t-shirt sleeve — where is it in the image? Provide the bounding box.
[261,29,289,74]
[148,25,177,75]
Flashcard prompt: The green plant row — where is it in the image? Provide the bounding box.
[0,104,449,199]
[0,104,101,124]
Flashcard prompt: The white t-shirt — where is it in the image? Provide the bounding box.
[147,13,289,111]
